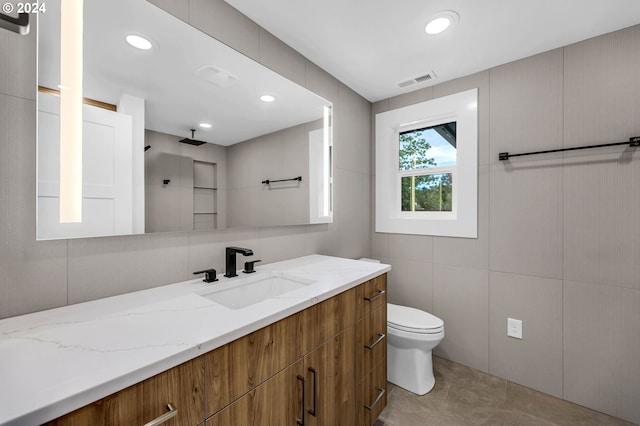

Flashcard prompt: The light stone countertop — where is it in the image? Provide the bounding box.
[0,255,390,426]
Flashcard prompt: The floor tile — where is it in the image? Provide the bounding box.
[377,356,633,426]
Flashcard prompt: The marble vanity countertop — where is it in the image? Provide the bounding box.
[0,255,390,426]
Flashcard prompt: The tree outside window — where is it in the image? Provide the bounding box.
[399,122,456,212]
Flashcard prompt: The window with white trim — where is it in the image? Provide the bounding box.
[375,89,478,238]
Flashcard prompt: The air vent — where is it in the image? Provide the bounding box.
[397,71,437,88]
[196,65,239,88]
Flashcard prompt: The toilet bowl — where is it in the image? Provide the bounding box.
[387,303,444,395]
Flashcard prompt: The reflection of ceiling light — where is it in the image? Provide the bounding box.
[260,95,275,103]
[199,123,212,128]
[126,34,152,50]
[425,11,459,35]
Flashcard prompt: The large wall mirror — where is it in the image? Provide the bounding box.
[36,0,333,240]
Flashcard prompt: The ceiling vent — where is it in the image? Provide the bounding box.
[196,65,239,88]
[398,71,437,88]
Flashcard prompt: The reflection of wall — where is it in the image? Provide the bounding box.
[1,0,371,329]
[373,25,640,425]
[227,121,316,227]
[144,129,226,232]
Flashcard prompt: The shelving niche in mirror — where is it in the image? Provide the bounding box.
[36,0,333,240]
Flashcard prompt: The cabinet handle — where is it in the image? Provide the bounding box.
[364,387,386,411]
[363,289,385,302]
[297,375,306,426]
[143,403,178,426]
[307,367,317,417]
[364,333,386,350]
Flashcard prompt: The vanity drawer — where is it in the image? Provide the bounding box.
[356,303,387,379]
[300,287,356,354]
[45,383,142,425]
[356,360,387,426]
[142,357,205,426]
[205,312,301,417]
[356,274,387,319]
[47,357,205,426]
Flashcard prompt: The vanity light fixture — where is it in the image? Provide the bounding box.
[125,34,153,50]
[425,11,459,35]
[199,123,212,128]
[260,95,276,103]
[59,0,83,223]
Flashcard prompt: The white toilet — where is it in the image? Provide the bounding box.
[387,303,445,395]
[356,258,445,395]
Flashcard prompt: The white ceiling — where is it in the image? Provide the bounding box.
[225,0,640,102]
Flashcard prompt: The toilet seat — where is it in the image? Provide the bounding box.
[388,303,444,334]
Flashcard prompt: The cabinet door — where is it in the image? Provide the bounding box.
[205,360,304,426]
[356,303,387,379]
[304,324,356,426]
[45,383,142,425]
[356,359,387,426]
[205,312,301,417]
[356,274,387,320]
[143,357,205,426]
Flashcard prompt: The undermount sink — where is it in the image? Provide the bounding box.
[198,272,316,310]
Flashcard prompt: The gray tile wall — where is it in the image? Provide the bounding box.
[373,25,640,424]
[0,0,372,317]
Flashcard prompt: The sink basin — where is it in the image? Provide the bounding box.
[198,272,315,310]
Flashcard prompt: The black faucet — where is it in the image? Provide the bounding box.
[224,246,254,278]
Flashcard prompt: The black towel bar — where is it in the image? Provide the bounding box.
[262,176,302,185]
[499,136,640,161]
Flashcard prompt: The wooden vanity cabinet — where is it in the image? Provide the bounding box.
[46,274,387,426]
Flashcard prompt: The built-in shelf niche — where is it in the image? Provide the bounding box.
[193,160,217,230]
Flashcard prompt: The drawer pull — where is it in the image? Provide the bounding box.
[308,367,317,417]
[364,387,386,411]
[143,403,178,426]
[297,375,306,426]
[365,333,386,350]
[363,289,385,302]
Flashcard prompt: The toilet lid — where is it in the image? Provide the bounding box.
[388,303,444,333]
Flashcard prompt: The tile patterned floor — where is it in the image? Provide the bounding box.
[376,356,635,426]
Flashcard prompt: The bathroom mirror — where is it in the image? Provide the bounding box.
[36,0,333,240]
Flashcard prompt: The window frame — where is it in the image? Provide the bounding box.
[375,89,478,238]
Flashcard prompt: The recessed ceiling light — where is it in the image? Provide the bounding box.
[126,34,153,50]
[260,95,276,103]
[199,123,212,128]
[425,11,459,35]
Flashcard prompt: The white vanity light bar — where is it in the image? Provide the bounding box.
[59,0,83,223]
[322,105,332,217]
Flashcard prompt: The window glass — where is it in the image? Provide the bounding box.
[401,173,453,212]
[399,122,456,170]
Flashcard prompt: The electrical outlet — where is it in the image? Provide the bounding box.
[507,318,523,339]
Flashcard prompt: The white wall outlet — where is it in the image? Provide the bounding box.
[507,318,523,339]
